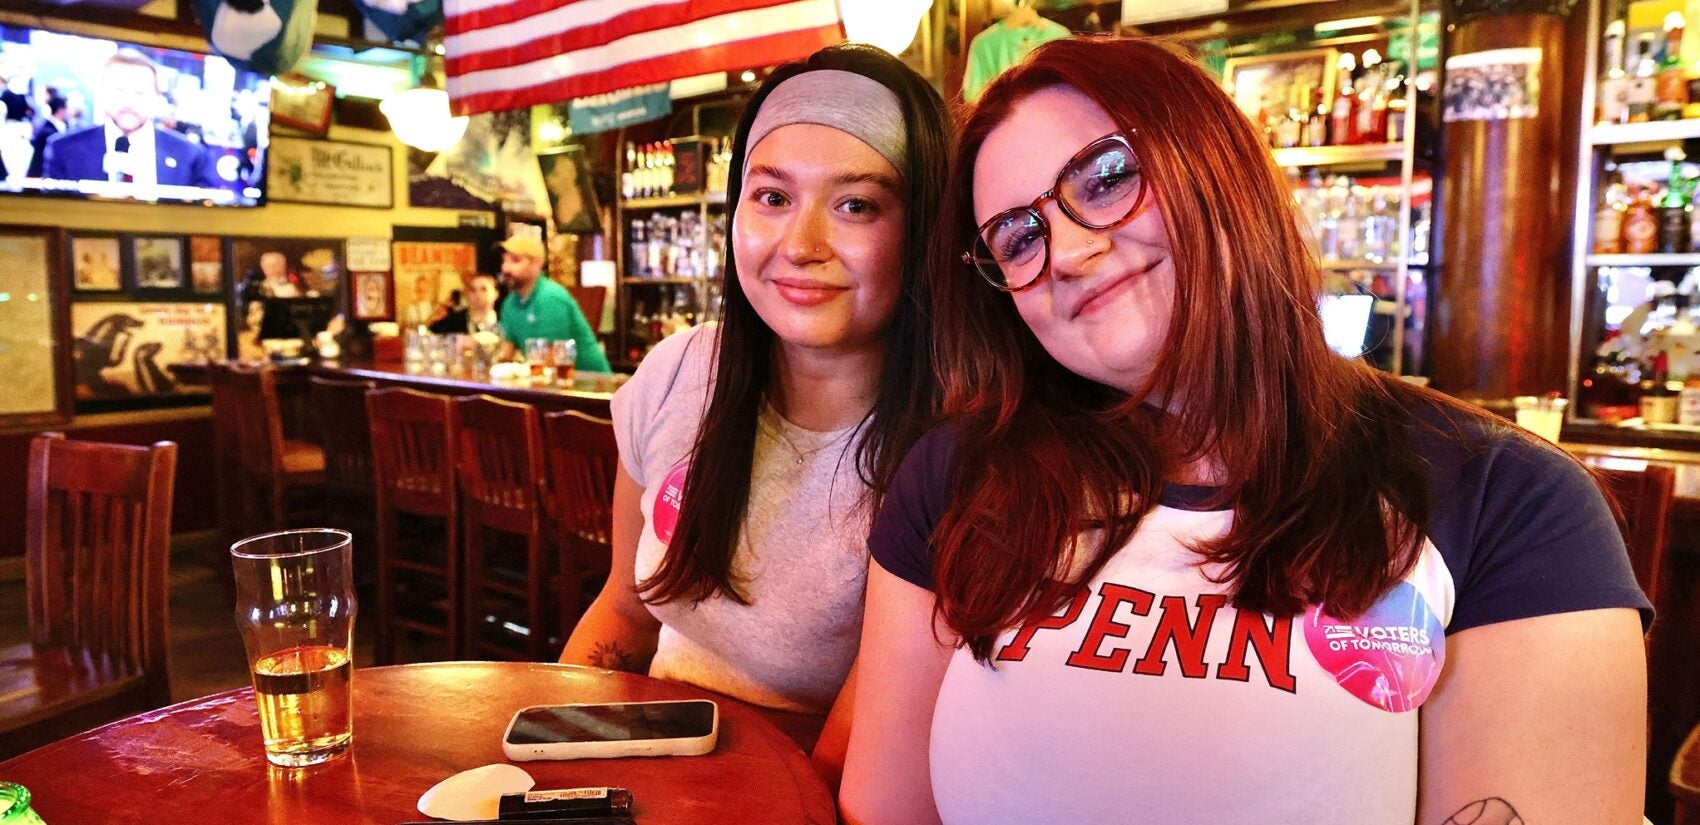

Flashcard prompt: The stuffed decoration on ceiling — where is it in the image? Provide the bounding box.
[196,0,318,76]
[353,0,443,44]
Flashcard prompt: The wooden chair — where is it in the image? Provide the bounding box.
[367,388,461,665]
[456,395,553,662]
[1,433,177,759]
[542,411,618,645]
[1594,463,1676,602]
[310,376,378,494]
[225,364,325,531]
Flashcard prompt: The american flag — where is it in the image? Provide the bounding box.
[443,0,846,116]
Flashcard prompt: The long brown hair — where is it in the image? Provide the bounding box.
[640,44,951,605]
[931,37,1442,661]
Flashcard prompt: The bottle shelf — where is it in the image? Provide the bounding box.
[1319,258,1415,271]
[621,277,704,285]
[1588,119,1700,147]
[621,192,727,210]
[1272,143,1405,168]
[1587,253,1700,267]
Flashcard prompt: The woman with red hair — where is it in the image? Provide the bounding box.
[840,37,1649,825]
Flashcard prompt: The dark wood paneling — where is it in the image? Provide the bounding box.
[1433,12,1573,398]
[0,412,215,559]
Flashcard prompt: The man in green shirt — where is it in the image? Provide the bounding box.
[496,235,612,372]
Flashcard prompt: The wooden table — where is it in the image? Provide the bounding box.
[1674,724,1700,825]
[0,663,833,825]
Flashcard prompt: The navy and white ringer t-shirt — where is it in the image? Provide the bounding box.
[868,402,1651,825]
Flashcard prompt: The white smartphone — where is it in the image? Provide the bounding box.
[501,699,720,761]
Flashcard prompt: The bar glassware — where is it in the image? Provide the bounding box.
[230,529,357,768]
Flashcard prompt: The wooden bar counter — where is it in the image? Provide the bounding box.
[174,359,617,419]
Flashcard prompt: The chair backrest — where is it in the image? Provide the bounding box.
[366,387,457,517]
[223,364,285,480]
[542,410,616,579]
[1594,463,1676,602]
[455,394,544,534]
[567,287,606,337]
[310,376,377,489]
[25,432,178,690]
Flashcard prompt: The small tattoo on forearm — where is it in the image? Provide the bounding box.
[588,641,640,672]
[1443,797,1524,825]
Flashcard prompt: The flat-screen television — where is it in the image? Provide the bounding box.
[0,24,270,206]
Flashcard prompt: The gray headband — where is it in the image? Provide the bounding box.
[744,69,908,182]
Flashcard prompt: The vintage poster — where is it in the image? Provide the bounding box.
[70,235,123,292]
[392,240,477,329]
[0,231,63,419]
[347,236,393,272]
[352,271,392,320]
[407,108,549,214]
[71,302,226,399]
[537,145,603,234]
[1443,47,1541,122]
[268,137,395,208]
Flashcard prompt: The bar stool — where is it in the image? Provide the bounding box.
[207,364,245,574]
[225,364,325,532]
[542,411,617,642]
[455,394,552,662]
[367,387,462,664]
[311,376,379,591]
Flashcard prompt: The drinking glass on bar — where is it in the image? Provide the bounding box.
[525,338,556,384]
[230,529,357,768]
[551,339,577,385]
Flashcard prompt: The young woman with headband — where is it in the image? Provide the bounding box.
[560,43,950,780]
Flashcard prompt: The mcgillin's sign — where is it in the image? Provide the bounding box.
[267,136,395,208]
[568,83,671,136]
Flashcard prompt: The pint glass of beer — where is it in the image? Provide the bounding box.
[230,529,357,768]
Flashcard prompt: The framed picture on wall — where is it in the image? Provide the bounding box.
[270,73,336,135]
[267,137,395,209]
[537,145,603,235]
[0,224,71,426]
[131,235,186,290]
[1223,47,1338,124]
[68,233,124,292]
[351,272,393,321]
[189,235,224,296]
[71,302,225,402]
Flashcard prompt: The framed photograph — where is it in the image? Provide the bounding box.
[270,73,335,135]
[131,235,186,290]
[537,145,603,234]
[267,136,395,209]
[189,235,224,296]
[230,236,346,301]
[1223,47,1338,124]
[0,225,71,426]
[69,233,124,292]
[351,271,393,321]
[1443,47,1542,123]
[71,302,225,401]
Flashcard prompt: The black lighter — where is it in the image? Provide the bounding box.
[498,787,635,821]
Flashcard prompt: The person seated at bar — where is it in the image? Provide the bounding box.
[558,43,950,785]
[496,235,611,372]
[841,38,1651,825]
[430,273,503,336]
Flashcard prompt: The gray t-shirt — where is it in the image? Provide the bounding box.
[612,324,870,713]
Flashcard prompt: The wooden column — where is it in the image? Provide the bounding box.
[1433,0,1580,399]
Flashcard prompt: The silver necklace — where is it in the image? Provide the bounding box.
[761,414,838,466]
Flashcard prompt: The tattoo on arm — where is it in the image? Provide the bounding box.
[1442,798,1524,825]
[588,641,641,672]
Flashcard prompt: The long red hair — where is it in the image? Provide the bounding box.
[930,37,1438,661]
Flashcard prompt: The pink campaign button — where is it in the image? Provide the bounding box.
[651,460,689,544]
[1303,582,1445,713]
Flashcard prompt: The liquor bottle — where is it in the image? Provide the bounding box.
[622,143,637,200]
[1305,86,1329,147]
[1276,84,1304,149]
[1383,63,1409,143]
[1354,49,1385,144]
[1599,20,1629,125]
[1663,148,1693,253]
[1625,185,1660,253]
[1594,182,1627,254]
[1655,12,1688,121]
[1630,33,1659,122]
[1330,52,1357,145]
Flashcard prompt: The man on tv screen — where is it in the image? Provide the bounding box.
[41,49,213,188]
